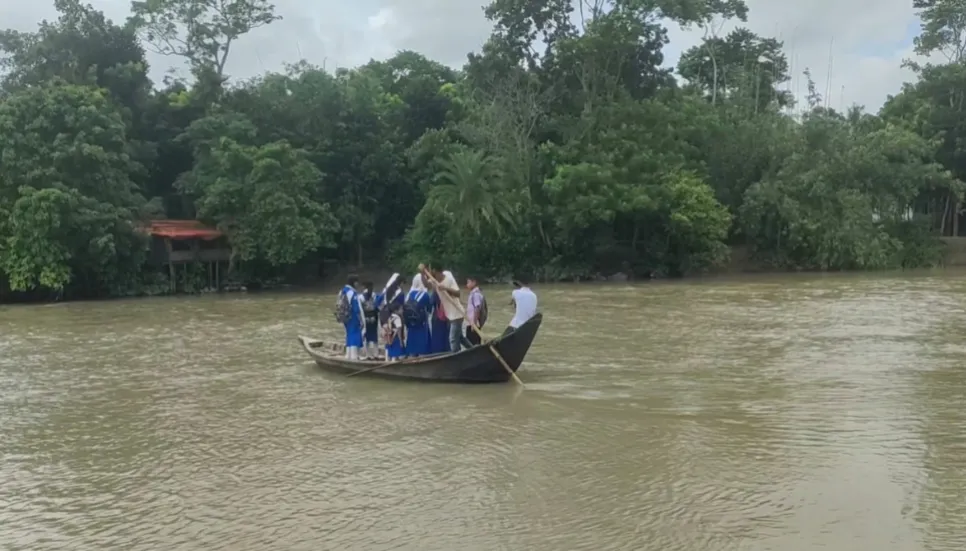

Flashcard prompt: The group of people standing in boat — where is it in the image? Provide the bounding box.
[334,264,538,361]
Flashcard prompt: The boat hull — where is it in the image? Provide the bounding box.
[297,313,542,383]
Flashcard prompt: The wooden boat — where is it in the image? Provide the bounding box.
[297,313,543,383]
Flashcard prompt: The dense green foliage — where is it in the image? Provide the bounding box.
[1,0,965,299]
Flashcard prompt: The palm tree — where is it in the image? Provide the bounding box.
[427,149,519,235]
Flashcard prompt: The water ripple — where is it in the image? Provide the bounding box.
[2,274,966,549]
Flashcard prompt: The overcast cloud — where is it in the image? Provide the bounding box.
[1,0,930,112]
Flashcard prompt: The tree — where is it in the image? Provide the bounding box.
[913,0,966,62]
[0,83,148,295]
[741,111,962,269]
[426,149,520,236]
[361,51,459,144]
[678,28,792,111]
[128,0,280,77]
[0,0,151,109]
[542,97,731,275]
[180,119,339,269]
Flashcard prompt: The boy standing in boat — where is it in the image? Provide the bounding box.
[464,276,487,347]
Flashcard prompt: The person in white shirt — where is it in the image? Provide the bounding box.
[420,263,464,352]
[506,277,537,334]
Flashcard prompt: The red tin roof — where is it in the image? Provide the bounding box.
[144,220,223,240]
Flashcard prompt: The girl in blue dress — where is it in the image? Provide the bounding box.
[403,274,432,356]
[337,275,365,360]
[384,303,406,361]
[371,273,404,360]
[361,281,379,359]
[428,290,450,354]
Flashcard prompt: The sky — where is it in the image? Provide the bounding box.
[0,0,933,113]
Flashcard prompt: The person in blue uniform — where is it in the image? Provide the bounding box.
[403,274,432,356]
[428,291,450,354]
[384,302,406,361]
[361,281,379,359]
[337,274,365,360]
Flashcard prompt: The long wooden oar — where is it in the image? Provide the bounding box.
[346,355,422,377]
[420,267,525,387]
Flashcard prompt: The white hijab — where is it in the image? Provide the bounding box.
[383,273,402,300]
[411,273,426,292]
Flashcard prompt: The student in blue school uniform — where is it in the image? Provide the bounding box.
[334,274,365,360]
[428,291,450,354]
[403,273,432,356]
[384,302,406,361]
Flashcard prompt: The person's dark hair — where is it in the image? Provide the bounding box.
[511,275,529,287]
[363,281,373,290]
[347,274,360,286]
[466,275,479,284]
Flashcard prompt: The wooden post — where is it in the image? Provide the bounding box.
[165,238,175,293]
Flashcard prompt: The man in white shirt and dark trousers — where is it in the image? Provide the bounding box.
[506,277,537,335]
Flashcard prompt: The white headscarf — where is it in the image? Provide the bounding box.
[411,273,426,292]
[382,273,400,295]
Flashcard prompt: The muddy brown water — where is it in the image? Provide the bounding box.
[2,272,966,550]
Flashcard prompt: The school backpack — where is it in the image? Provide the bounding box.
[361,292,377,325]
[334,290,351,324]
[477,295,489,328]
[403,293,427,326]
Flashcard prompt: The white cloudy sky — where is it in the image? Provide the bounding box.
[1,0,930,112]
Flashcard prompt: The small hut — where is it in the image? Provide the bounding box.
[144,220,231,292]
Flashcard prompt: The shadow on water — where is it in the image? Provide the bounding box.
[3,271,966,550]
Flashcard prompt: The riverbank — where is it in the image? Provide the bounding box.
[5,238,966,305]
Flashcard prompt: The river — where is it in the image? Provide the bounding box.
[1,273,965,550]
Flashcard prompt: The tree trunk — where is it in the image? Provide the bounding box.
[711,52,718,105]
[954,200,961,237]
[940,193,951,236]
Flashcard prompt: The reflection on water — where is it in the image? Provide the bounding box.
[2,272,966,550]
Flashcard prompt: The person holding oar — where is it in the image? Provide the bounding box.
[419,263,464,353]
[419,263,525,386]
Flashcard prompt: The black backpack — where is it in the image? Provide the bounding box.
[403,293,428,326]
[477,295,488,328]
[361,291,377,325]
